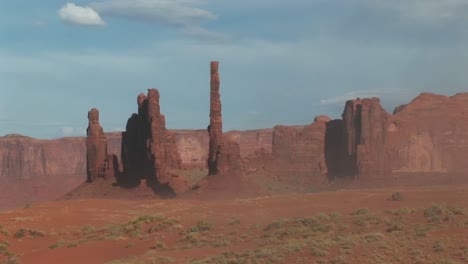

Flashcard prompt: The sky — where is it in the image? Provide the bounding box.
[1,0,468,139]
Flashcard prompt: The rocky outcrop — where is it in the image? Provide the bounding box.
[342,98,390,177]
[86,108,109,182]
[208,61,223,175]
[120,89,188,195]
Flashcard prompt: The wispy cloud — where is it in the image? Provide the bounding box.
[59,3,106,26]
[320,89,416,105]
[369,0,468,22]
[31,20,46,27]
[60,126,85,137]
[89,0,224,41]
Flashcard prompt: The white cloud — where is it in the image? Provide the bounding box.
[58,3,106,26]
[60,126,85,137]
[89,0,222,40]
[90,0,215,26]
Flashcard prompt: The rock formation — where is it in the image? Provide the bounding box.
[208,61,223,175]
[385,93,468,174]
[3,62,468,207]
[120,89,188,195]
[340,93,468,178]
[0,135,86,210]
[86,108,108,182]
[237,119,330,186]
[341,98,390,177]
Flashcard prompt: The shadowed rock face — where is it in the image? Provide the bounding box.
[86,108,108,182]
[120,89,188,195]
[208,61,223,175]
[342,98,390,177]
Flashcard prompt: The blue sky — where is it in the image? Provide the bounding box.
[1,0,468,139]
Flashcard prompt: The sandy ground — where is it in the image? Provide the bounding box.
[1,184,468,264]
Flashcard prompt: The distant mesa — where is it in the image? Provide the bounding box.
[1,134,31,138]
[75,64,468,199]
[1,62,468,208]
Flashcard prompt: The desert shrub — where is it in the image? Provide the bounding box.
[265,220,285,231]
[28,230,45,237]
[12,228,44,239]
[389,192,404,201]
[351,208,369,215]
[228,217,241,226]
[362,233,385,243]
[48,241,68,250]
[81,225,95,234]
[433,241,445,253]
[187,221,212,233]
[13,229,26,239]
[386,223,403,233]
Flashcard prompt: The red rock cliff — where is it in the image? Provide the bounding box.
[386,93,468,174]
[342,98,390,177]
[0,135,86,209]
[341,93,468,178]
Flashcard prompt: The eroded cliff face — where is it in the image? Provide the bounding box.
[0,135,86,209]
[386,93,468,174]
[341,93,468,178]
[236,120,330,186]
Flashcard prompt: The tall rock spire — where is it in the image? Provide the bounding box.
[86,108,107,182]
[208,61,223,175]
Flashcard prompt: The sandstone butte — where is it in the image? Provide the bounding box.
[1,62,468,208]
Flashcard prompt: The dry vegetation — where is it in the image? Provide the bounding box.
[0,186,467,263]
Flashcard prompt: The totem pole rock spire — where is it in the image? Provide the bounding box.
[208,61,223,175]
[86,108,108,182]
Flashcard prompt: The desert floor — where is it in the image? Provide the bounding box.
[1,184,468,264]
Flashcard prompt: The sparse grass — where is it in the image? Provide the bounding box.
[3,200,467,264]
[0,226,8,237]
[48,240,78,249]
[433,241,445,253]
[423,204,466,223]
